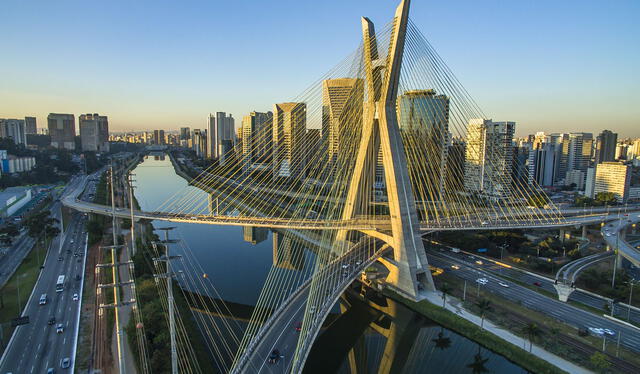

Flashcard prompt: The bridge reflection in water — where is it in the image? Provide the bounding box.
[189,279,528,374]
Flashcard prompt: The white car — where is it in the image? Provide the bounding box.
[602,328,615,336]
[476,278,488,285]
[498,282,510,288]
[73,293,79,301]
[588,327,605,336]
[451,265,460,270]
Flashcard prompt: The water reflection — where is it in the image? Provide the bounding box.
[133,155,527,374]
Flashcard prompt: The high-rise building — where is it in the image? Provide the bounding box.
[397,89,449,200]
[79,113,109,152]
[47,113,76,150]
[0,119,27,146]
[615,143,628,160]
[565,169,585,190]
[594,130,617,164]
[153,130,165,145]
[24,117,37,134]
[445,139,466,192]
[527,142,556,187]
[584,167,596,198]
[208,112,235,161]
[593,162,631,203]
[191,129,207,158]
[242,111,273,166]
[464,119,515,199]
[272,102,306,179]
[560,132,593,184]
[180,127,191,140]
[321,78,364,170]
[304,129,322,177]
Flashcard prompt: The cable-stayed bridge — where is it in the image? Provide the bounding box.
[61,1,633,372]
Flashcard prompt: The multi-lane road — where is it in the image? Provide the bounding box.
[0,184,90,373]
[427,250,640,352]
[0,231,37,288]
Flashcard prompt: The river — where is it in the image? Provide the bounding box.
[132,154,528,373]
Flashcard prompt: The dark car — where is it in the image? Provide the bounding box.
[76,275,81,281]
[268,349,280,364]
[533,282,542,287]
[48,316,56,325]
[58,256,63,261]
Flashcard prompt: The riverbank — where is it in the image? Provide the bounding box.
[384,289,589,374]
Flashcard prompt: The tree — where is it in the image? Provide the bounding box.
[521,323,542,352]
[475,298,492,329]
[589,351,611,373]
[440,282,451,308]
[527,193,548,208]
[595,192,617,205]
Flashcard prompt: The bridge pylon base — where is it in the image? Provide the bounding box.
[553,283,574,302]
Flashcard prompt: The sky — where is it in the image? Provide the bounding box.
[1,0,639,137]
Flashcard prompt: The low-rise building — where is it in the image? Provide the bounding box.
[0,186,32,217]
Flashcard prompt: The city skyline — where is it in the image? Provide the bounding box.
[1,0,639,137]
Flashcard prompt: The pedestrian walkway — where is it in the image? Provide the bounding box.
[423,290,593,374]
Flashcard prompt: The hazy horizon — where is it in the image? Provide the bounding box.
[1,0,638,137]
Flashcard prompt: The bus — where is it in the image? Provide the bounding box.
[56,275,65,292]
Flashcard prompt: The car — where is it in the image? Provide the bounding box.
[533,282,542,287]
[56,323,64,333]
[475,260,483,265]
[606,233,612,237]
[76,275,81,281]
[294,322,302,332]
[588,327,605,336]
[268,349,281,364]
[39,294,48,305]
[73,293,79,301]
[47,368,55,374]
[60,358,70,369]
[77,258,81,263]
[341,264,350,269]
[603,328,615,336]
[48,316,56,325]
[480,221,488,226]
[498,282,510,288]
[451,265,460,270]
[58,256,63,261]
[476,278,488,285]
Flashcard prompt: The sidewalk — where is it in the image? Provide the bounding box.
[423,290,593,374]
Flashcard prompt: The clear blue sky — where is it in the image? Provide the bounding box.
[1,0,638,137]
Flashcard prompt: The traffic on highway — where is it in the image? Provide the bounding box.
[0,186,89,374]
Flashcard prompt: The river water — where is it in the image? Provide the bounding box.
[132,154,528,373]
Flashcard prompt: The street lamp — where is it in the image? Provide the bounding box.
[16,273,27,312]
[628,280,637,322]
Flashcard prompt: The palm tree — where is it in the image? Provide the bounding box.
[475,298,492,329]
[440,283,451,308]
[522,323,542,352]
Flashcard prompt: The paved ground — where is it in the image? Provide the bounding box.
[0,231,37,288]
[427,251,640,352]
[422,290,592,374]
[0,181,89,374]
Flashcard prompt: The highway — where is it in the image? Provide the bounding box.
[427,251,640,352]
[235,239,383,374]
[0,231,37,288]
[0,183,89,373]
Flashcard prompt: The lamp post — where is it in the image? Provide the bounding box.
[628,280,637,321]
